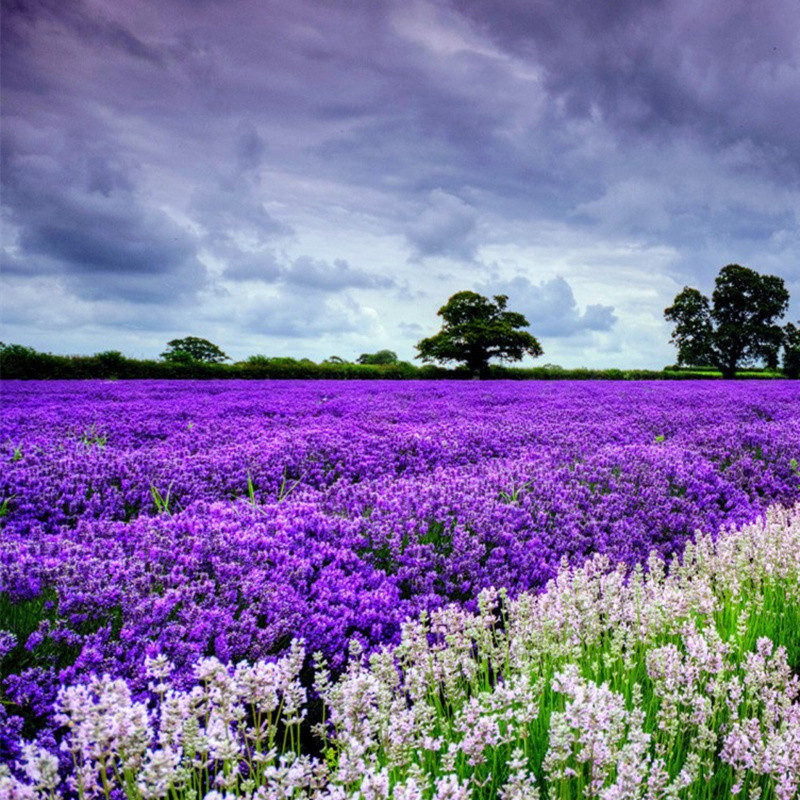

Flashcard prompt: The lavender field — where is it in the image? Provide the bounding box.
[2,380,800,798]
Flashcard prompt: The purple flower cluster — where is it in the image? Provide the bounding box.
[1,379,799,763]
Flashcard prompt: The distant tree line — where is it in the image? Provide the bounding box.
[0,340,787,382]
[2,263,797,379]
[0,343,419,381]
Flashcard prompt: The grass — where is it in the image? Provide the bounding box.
[149,481,174,516]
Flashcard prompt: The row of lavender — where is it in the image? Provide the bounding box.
[1,380,799,765]
[8,506,800,798]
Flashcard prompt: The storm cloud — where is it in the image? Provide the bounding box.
[1,0,798,365]
[2,129,206,304]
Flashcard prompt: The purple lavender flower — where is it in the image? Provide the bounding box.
[1,378,799,769]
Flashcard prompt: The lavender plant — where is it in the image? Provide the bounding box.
[4,505,800,798]
[1,380,800,788]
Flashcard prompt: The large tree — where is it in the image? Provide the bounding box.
[160,336,230,364]
[415,291,543,377]
[664,264,789,378]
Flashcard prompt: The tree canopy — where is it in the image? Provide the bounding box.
[783,322,800,379]
[664,264,789,378]
[160,337,230,364]
[415,291,543,377]
[356,349,399,365]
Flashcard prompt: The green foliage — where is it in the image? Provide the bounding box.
[415,291,544,377]
[0,343,790,382]
[712,264,788,374]
[277,468,304,503]
[150,482,174,516]
[243,354,272,366]
[162,349,195,365]
[1,587,125,736]
[663,287,714,368]
[356,349,399,365]
[665,264,790,378]
[160,336,230,364]
[0,590,61,724]
[79,423,107,448]
[498,479,534,503]
[0,342,61,379]
[782,321,800,378]
[238,358,419,380]
[93,350,129,378]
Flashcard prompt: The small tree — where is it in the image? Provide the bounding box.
[664,264,789,378]
[160,337,230,364]
[244,354,271,366]
[93,350,128,379]
[356,350,398,365]
[415,291,543,378]
[783,322,800,379]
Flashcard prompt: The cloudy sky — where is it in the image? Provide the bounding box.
[2,0,799,367]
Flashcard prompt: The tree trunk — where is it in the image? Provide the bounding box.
[466,352,490,379]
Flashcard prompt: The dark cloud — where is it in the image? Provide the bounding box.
[450,0,800,162]
[234,120,266,176]
[189,121,290,250]
[191,186,291,249]
[1,133,206,304]
[405,189,480,261]
[1,0,797,363]
[59,2,165,66]
[480,276,617,337]
[3,0,166,68]
[308,36,569,212]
